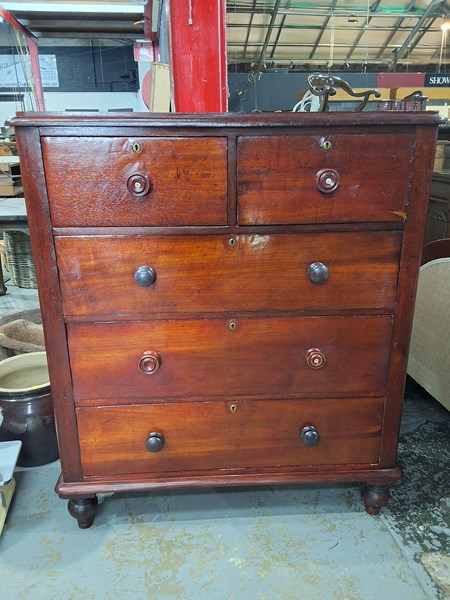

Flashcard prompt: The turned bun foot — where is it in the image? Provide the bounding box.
[361,484,390,515]
[68,496,98,528]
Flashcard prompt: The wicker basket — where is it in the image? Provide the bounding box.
[3,231,37,288]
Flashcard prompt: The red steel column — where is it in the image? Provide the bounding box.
[167,0,227,112]
[0,8,45,110]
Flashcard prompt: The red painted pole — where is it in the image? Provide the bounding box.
[167,0,227,112]
[27,39,45,111]
[0,8,45,110]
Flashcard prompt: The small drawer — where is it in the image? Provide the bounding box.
[41,136,228,227]
[237,133,414,225]
[68,315,393,402]
[55,231,401,317]
[76,397,384,477]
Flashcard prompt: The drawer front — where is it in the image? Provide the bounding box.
[56,231,401,317]
[77,397,384,476]
[41,137,228,226]
[237,134,413,225]
[68,315,393,401]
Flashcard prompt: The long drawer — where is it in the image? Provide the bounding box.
[55,231,401,317]
[42,137,228,227]
[237,134,414,225]
[76,397,385,477]
[68,315,393,401]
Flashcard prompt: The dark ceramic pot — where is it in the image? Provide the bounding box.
[0,352,59,467]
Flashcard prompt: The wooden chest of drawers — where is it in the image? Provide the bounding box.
[11,111,440,528]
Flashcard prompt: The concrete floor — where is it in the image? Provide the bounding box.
[1,283,449,600]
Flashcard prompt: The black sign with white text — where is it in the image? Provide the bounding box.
[425,73,450,87]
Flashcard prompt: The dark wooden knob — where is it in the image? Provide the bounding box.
[146,432,165,453]
[127,173,150,196]
[301,425,320,447]
[138,351,160,374]
[134,265,156,287]
[306,348,325,369]
[316,168,340,193]
[308,262,329,283]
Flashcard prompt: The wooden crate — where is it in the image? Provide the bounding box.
[0,160,22,196]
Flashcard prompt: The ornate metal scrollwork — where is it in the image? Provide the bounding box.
[307,73,381,112]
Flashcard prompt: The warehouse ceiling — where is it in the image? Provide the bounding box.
[1,0,450,71]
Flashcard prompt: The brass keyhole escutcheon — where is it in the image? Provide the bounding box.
[322,140,332,151]
[228,238,237,248]
[132,142,142,153]
[230,404,238,413]
[229,321,237,331]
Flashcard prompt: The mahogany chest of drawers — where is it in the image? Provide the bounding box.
[11,111,441,527]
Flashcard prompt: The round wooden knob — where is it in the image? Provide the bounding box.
[306,348,325,369]
[134,266,156,287]
[301,425,320,447]
[138,351,160,374]
[127,173,150,196]
[308,262,329,283]
[316,168,340,193]
[146,432,165,453]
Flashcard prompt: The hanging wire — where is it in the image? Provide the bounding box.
[14,28,37,111]
[327,9,335,72]
[362,0,370,73]
[439,26,447,72]
[6,25,35,112]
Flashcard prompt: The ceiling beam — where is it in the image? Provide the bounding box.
[242,0,257,58]
[345,0,382,61]
[405,17,437,58]
[227,7,428,19]
[392,0,446,65]
[308,0,338,60]
[375,0,416,59]
[256,0,282,70]
[269,0,291,60]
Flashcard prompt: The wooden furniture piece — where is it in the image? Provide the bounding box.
[10,111,441,528]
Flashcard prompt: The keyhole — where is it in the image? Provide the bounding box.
[132,142,142,153]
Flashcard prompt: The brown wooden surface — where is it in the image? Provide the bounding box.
[13,127,82,480]
[76,397,385,476]
[56,466,402,497]
[9,110,445,128]
[10,112,441,508]
[237,134,413,225]
[41,136,228,227]
[379,125,440,467]
[68,315,393,401]
[55,231,401,317]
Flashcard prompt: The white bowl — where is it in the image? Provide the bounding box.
[0,440,22,485]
